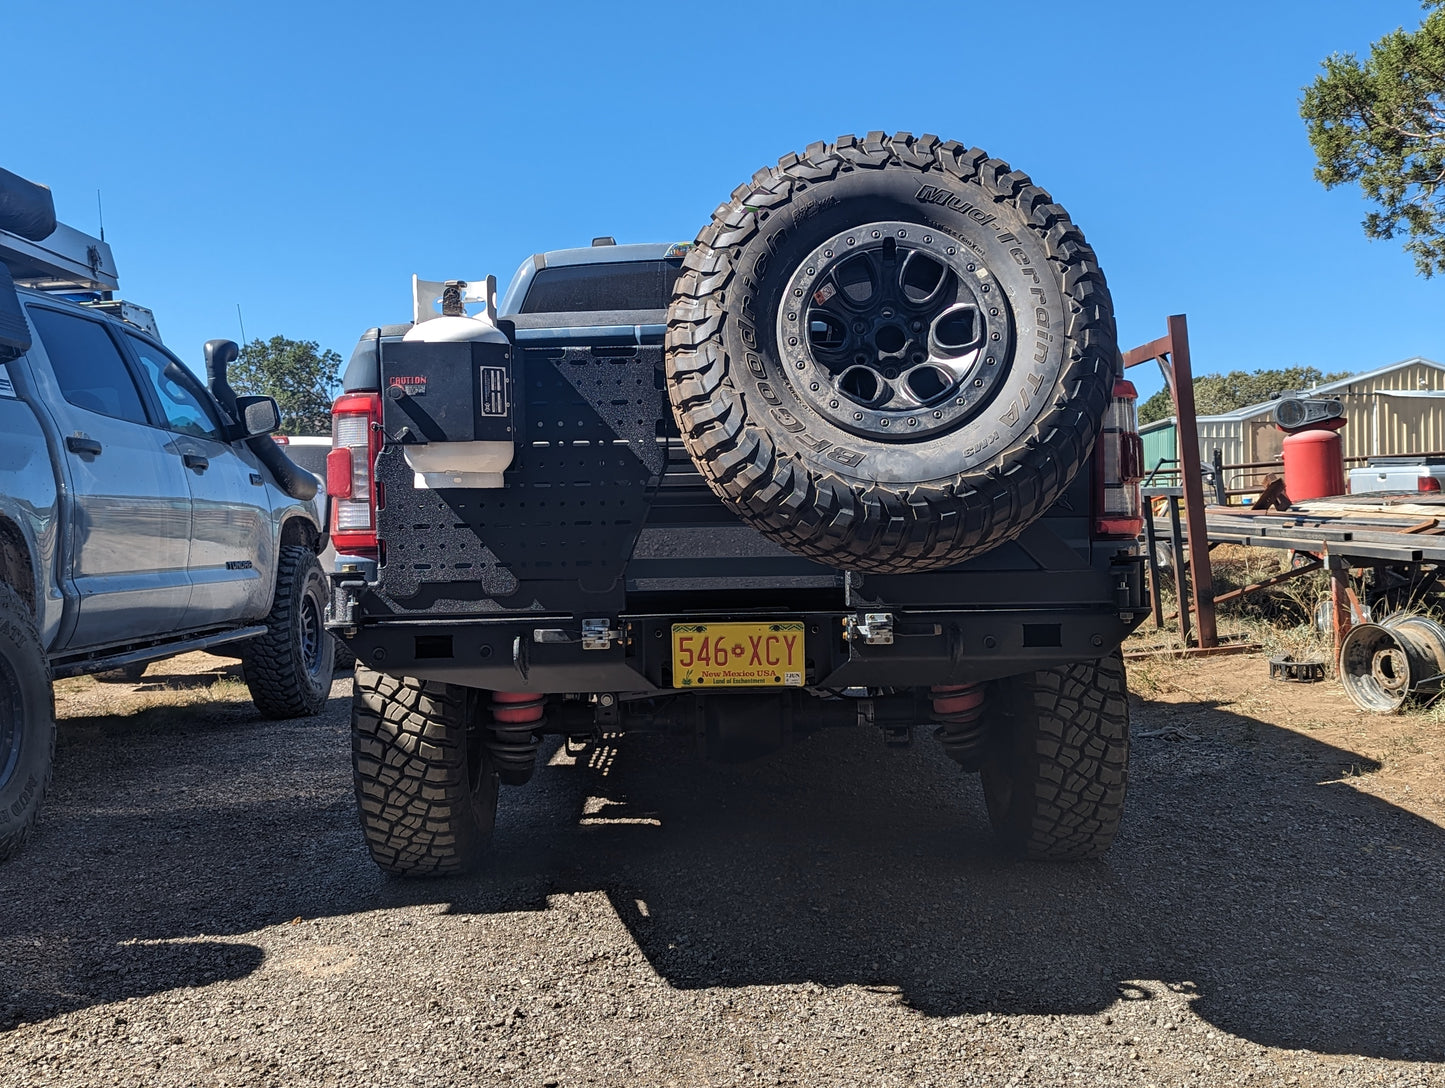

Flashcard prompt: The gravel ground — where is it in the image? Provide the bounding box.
[2,656,1444,1087]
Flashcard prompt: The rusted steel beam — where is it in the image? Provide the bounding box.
[1164,315,1219,648]
[1123,641,1261,661]
[1328,551,1353,658]
[1208,558,1323,607]
[1122,334,1174,369]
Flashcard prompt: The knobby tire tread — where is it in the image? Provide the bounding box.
[241,545,333,720]
[0,582,53,862]
[984,652,1130,860]
[351,665,495,877]
[666,131,1116,572]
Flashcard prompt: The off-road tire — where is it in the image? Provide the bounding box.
[667,131,1116,572]
[980,652,1129,860]
[351,666,498,876]
[240,546,334,719]
[0,582,54,862]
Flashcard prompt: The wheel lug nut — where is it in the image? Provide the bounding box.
[809,382,819,390]
[911,321,922,331]
[854,412,864,420]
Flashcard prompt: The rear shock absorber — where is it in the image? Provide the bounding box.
[488,692,545,786]
[930,683,990,770]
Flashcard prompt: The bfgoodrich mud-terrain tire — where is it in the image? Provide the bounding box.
[981,652,1129,860]
[0,582,54,862]
[351,666,498,876]
[240,546,335,719]
[667,132,1116,572]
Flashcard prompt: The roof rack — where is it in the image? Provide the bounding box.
[0,221,118,294]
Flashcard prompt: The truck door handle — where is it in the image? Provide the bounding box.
[65,436,102,457]
[183,453,210,472]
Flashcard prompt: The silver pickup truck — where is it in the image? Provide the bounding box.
[0,168,334,861]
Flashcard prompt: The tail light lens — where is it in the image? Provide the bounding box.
[1419,476,1441,493]
[330,392,382,555]
[1094,378,1145,539]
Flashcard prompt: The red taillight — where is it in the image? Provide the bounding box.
[1419,476,1441,493]
[271,434,290,445]
[1095,378,1144,539]
[326,447,354,498]
[330,392,382,556]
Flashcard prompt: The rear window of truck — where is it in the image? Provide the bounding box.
[520,260,681,313]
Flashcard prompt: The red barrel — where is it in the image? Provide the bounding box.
[1281,418,1346,501]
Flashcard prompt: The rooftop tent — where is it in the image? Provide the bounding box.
[0,167,56,242]
[0,167,57,358]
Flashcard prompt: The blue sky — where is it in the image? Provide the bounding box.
[5,1,1440,409]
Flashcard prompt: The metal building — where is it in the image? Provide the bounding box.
[1139,356,1445,484]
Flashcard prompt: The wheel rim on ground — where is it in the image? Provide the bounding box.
[777,221,1015,441]
[0,653,22,789]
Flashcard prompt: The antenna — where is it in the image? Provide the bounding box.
[236,304,248,345]
[96,189,105,242]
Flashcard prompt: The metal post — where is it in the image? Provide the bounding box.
[1168,495,1191,646]
[1328,550,1353,659]
[1166,316,1218,648]
[1142,495,1165,629]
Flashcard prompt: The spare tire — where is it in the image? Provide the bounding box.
[666,132,1116,572]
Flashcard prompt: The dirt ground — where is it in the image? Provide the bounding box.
[1128,649,1445,828]
[2,649,1444,1087]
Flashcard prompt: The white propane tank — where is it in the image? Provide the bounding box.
[401,275,514,489]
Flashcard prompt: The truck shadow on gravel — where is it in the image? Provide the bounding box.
[1,691,1442,1065]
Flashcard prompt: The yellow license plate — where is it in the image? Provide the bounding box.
[671,622,805,688]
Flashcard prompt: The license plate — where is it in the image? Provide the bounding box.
[671,622,805,688]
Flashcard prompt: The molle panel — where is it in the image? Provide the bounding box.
[373,444,520,601]
[532,345,667,474]
[375,349,654,614]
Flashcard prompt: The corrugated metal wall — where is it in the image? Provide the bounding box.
[1159,360,1445,493]
[1195,418,1246,469]
[1141,422,1177,480]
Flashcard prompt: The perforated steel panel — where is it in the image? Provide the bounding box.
[376,348,654,613]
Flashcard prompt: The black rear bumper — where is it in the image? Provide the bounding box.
[330,556,1148,693]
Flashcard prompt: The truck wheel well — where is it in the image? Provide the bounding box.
[279,516,319,553]
[0,519,36,614]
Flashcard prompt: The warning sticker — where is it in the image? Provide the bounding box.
[480,365,509,417]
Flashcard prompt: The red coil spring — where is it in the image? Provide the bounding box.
[488,692,545,785]
[930,684,985,724]
[491,691,545,724]
[930,683,989,769]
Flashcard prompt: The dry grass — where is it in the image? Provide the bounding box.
[53,656,254,731]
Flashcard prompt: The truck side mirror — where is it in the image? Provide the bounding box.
[235,394,280,437]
